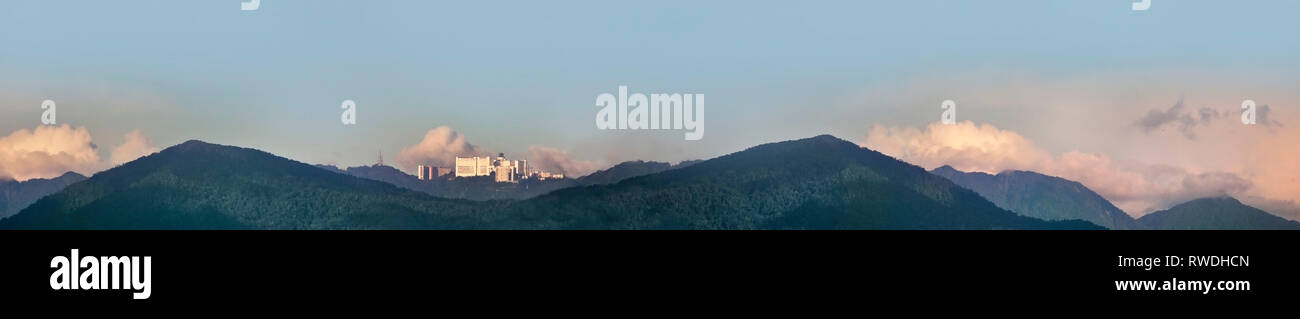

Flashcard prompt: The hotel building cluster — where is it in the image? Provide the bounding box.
[416,153,564,182]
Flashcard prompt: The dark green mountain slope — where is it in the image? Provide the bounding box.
[0,172,86,218]
[500,135,1099,229]
[0,141,487,229]
[930,166,1141,229]
[1137,197,1300,230]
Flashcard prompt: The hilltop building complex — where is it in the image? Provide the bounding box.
[415,153,562,182]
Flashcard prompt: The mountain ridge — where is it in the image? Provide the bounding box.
[499,135,1099,229]
[0,140,482,229]
[1,136,1100,230]
[0,171,87,218]
[930,165,1142,229]
[1137,196,1300,230]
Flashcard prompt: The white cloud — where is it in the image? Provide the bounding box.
[396,126,603,177]
[109,129,161,165]
[0,126,166,181]
[524,146,600,178]
[396,126,491,171]
[862,121,1051,174]
[0,125,102,181]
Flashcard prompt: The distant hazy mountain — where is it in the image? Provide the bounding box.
[0,136,1100,229]
[930,166,1141,230]
[1137,197,1300,230]
[313,164,431,195]
[0,172,86,218]
[574,160,699,186]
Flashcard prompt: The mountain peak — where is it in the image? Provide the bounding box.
[1,172,86,184]
[351,164,408,176]
[932,165,959,174]
[55,171,86,180]
[154,140,248,159]
[743,134,862,155]
[807,134,856,146]
[1139,196,1300,230]
[929,165,994,179]
[930,165,1139,229]
[1182,196,1242,205]
[176,139,216,147]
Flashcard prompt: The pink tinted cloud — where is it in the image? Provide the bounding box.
[395,126,491,171]
[109,129,161,165]
[1,126,166,181]
[0,125,102,181]
[524,146,600,178]
[862,121,1259,216]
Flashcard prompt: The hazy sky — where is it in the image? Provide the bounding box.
[1,1,1296,217]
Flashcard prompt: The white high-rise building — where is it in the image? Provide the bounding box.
[416,165,449,180]
[452,154,555,183]
[493,155,517,183]
[455,156,493,177]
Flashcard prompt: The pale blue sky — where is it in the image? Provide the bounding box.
[2,0,1296,168]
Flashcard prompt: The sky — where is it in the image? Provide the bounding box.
[1,1,1296,218]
